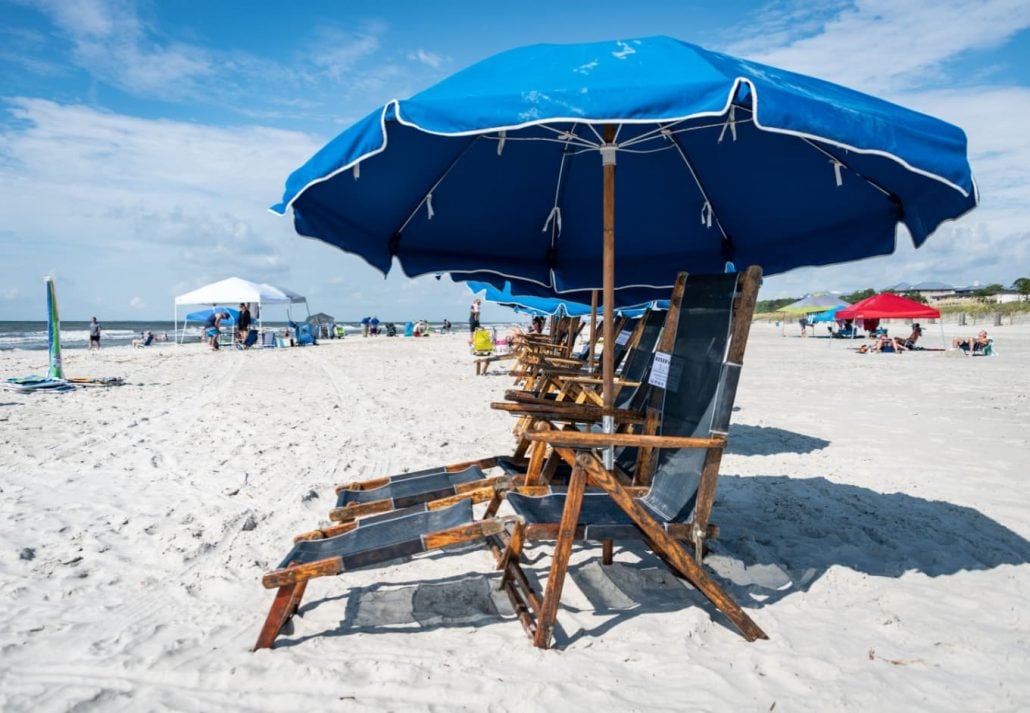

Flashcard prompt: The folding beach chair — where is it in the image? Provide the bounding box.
[495,267,766,648]
[317,288,679,529]
[254,269,764,651]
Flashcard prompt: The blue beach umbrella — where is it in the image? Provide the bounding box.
[272,35,977,423]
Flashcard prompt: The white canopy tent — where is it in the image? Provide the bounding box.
[173,277,309,344]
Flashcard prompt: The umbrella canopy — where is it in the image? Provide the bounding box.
[307,312,336,324]
[273,35,976,292]
[837,293,940,320]
[272,34,976,443]
[174,277,302,306]
[809,304,849,323]
[781,294,850,314]
[467,279,665,317]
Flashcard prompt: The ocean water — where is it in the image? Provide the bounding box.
[0,320,510,351]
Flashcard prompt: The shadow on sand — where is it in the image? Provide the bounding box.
[274,475,1030,647]
[726,424,830,456]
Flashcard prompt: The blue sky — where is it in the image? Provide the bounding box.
[1,0,1028,320]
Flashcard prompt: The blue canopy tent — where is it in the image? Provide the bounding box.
[810,304,848,323]
[272,35,977,438]
[180,307,239,346]
[184,307,239,325]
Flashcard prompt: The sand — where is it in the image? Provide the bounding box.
[1,323,1027,712]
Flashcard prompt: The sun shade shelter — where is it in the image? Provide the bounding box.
[810,304,849,323]
[837,293,943,346]
[270,34,977,462]
[173,277,308,343]
[781,294,850,314]
[836,293,941,321]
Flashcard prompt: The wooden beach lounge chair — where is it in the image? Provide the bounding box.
[253,269,764,651]
[496,266,766,647]
[476,316,584,375]
[317,289,676,528]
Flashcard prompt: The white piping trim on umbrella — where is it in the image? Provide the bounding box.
[272,76,975,219]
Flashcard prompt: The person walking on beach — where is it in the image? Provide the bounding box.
[88,317,101,351]
[237,303,252,342]
[205,311,228,351]
[469,298,481,334]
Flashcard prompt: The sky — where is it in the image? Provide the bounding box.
[1,0,1028,321]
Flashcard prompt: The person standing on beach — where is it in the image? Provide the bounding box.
[237,303,252,342]
[469,298,481,334]
[88,317,101,350]
[205,311,228,351]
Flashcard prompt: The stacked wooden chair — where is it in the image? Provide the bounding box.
[475,315,584,375]
[254,267,764,651]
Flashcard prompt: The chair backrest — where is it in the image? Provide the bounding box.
[640,270,757,522]
[243,329,258,347]
[614,309,665,410]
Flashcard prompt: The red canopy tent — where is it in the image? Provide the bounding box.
[837,293,943,347]
[837,293,941,320]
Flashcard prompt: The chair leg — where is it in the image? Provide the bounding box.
[578,454,767,642]
[602,539,614,565]
[254,581,306,651]
[533,460,587,649]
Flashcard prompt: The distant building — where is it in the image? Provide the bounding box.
[886,281,956,302]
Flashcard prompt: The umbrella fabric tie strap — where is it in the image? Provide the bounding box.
[717,105,738,143]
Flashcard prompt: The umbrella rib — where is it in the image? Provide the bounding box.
[394,135,482,240]
[545,124,588,248]
[666,132,730,242]
[618,117,756,150]
[800,139,892,198]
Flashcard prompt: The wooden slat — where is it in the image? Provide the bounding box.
[293,521,357,543]
[490,401,645,424]
[329,498,394,523]
[253,583,299,650]
[425,484,503,511]
[262,557,343,589]
[526,430,724,450]
[532,459,588,649]
[421,518,509,549]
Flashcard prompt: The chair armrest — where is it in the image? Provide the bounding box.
[525,431,725,450]
[490,401,646,424]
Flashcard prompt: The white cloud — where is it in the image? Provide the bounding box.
[408,48,444,69]
[730,0,1030,95]
[28,0,215,98]
[129,295,145,309]
[1,287,19,300]
[729,1,1030,297]
[0,98,322,317]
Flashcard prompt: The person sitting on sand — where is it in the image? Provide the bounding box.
[902,323,923,350]
[953,329,990,355]
[868,334,901,354]
[132,331,155,348]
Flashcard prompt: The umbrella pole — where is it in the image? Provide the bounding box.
[602,125,616,469]
[588,289,598,371]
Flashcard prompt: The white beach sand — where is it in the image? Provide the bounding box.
[1,323,1028,712]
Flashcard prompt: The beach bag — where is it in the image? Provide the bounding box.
[472,328,494,355]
